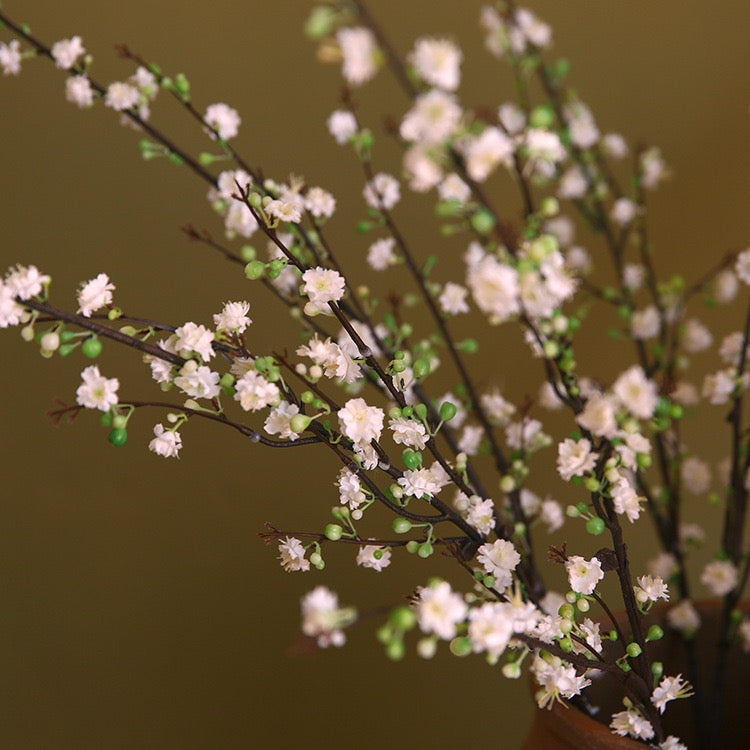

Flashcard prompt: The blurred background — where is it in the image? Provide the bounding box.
[1,1,749,747]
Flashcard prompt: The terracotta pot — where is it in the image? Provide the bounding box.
[522,600,750,749]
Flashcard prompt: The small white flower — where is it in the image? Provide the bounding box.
[416,580,467,640]
[565,555,604,595]
[51,36,86,69]
[477,539,521,589]
[213,301,251,333]
[302,267,346,310]
[356,545,391,571]
[667,600,701,634]
[363,173,401,211]
[439,282,470,315]
[338,398,384,444]
[104,81,140,111]
[265,199,302,224]
[610,197,638,227]
[576,393,619,439]
[304,187,336,219]
[635,575,669,604]
[651,674,693,714]
[234,370,280,411]
[148,423,182,458]
[557,438,598,481]
[4,264,51,300]
[65,75,94,108]
[659,737,688,750]
[301,586,351,647]
[609,709,654,740]
[76,273,115,317]
[700,559,738,596]
[681,456,711,495]
[409,38,462,91]
[327,110,357,144]
[174,322,214,361]
[367,237,397,271]
[463,127,513,182]
[388,416,428,450]
[468,602,513,658]
[264,402,301,441]
[278,537,310,572]
[0,40,22,76]
[337,27,379,86]
[466,498,496,535]
[204,102,241,141]
[0,282,30,327]
[75,365,119,411]
[612,365,658,420]
[173,362,221,400]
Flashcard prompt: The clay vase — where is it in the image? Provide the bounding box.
[522,600,750,749]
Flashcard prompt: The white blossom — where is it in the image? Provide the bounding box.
[278,537,310,572]
[416,581,467,640]
[610,709,654,740]
[477,539,521,589]
[174,322,214,361]
[565,555,604,595]
[76,273,115,317]
[337,27,379,86]
[204,102,241,140]
[338,398,384,444]
[557,438,598,481]
[362,173,401,210]
[75,365,119,411]
[148,423,182,458]
[356,545,391,571]
[409,38,462,91]
[51,36,85,69]
[700,559,738,596]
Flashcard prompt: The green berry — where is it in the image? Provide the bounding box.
[112,414,128,430]
[58,343,76,358]
[402,450,422,471]
[81,337,103,358]
[586,517,606,536]
[107,427,128,447]
[417,542,433,558]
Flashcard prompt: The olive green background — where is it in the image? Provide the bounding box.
[1,1,750,748]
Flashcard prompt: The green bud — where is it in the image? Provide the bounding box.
[100,413,113,427]
[376,625,392,644]
[558,603,575,620]
[389,606,417,631]
[458,338,479,354]
[566,505,580,518]
[289,414,312,434]
[198,152,215,166]
[449,636,472,657]
[626,642,642,658]
[586,517,606,536]
[529,103,555,129]
[470,207,496,235]
[401,406,413,417]
[414,404,427,421]
[81,336,102,358]
[646,625,664,642]
[392,517,412,534]
[412,358,430,379]
[385,638,406,661]
[58,343,76,358]
[304,6,338,39]
[112,414,128,430]
[584,476,600,493]
[439,401,457,422]
[405,540,419,554]
[324,523,343,541]
[240,245,256,262]
[417,542,433,558]
[244,260,266,280]
[651,661,664,679]
[107,427,128,447]
[558,637,573,653]
[402,450,422,470]
[173,72,190,97]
